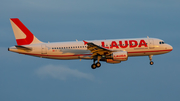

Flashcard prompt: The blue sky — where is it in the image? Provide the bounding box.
[0,0,180,101]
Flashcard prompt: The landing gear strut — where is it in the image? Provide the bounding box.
[149,55,154,65]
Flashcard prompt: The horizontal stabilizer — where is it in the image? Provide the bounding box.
[15,45,32,51]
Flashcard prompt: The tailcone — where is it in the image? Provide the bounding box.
[8,46,17,52]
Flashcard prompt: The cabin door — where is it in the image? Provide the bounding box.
[41,45,47,54]
[149,39,154,49]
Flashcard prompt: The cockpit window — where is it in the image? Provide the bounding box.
[159,41,165,44]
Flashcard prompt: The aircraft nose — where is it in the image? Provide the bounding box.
[167,44,173,51]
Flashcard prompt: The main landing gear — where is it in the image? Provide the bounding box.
[91,56,101,69]
[91,62,101,69]
[149,55,154,65]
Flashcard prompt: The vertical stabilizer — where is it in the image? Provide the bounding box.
[10,18,43,45]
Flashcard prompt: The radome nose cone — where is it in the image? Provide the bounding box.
[168,44,173,51]
[169,45,173,49]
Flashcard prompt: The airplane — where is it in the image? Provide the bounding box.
[8,18,173,69]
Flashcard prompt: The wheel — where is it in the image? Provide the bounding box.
[96,62,101,67]
[150,61,154,65]
[91,64,96,69]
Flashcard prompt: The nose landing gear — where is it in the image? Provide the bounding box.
[149,55,154,65]
[150,61,154,65]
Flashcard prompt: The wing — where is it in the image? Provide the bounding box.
[83,40,113,58]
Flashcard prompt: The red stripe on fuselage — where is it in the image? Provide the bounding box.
[128,49,172,53]
[16,49,172,58]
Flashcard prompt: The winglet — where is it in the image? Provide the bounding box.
[83,40,88,45]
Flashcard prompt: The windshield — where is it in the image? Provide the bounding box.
[159,41,165,44]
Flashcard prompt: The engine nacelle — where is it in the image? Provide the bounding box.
[106,59,121,64]
[112,51,128,61]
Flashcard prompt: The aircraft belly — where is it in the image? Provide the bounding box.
[42,56,79,60]
[41,54,92,60]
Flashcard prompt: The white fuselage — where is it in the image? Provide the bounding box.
[9,38,173,60]
[8,18,173,67]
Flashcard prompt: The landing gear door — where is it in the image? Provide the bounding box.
[149,39,154,49]
[41,44,47,54]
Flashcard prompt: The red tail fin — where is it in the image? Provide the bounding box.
[10,18,42,45]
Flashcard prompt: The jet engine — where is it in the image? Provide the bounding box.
[106,51,128,63]
[112,51,128,61]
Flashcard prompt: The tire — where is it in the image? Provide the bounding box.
[150,61,154,65]
[96,62,101,67]
[91,64,96,69]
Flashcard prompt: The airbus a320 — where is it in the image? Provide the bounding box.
[8,18,173,69]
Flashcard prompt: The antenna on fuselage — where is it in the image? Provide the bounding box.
[76,39,78,42]
[147,36,149,38]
